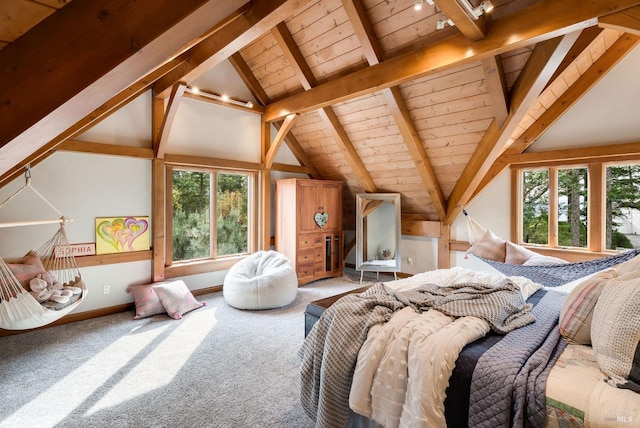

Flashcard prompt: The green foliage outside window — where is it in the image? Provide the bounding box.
[172,169,250,262]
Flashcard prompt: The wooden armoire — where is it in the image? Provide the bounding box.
[275,178,343,285]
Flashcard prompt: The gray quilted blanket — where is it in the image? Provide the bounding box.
[299,279,535,428]
[468,289,567,428]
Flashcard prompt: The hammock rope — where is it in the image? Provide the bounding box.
[463,210,640,286]
[0,167,86,330]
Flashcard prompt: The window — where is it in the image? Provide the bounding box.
[517,162,640,252]
[169,167,256,264]
[605,164,640,250]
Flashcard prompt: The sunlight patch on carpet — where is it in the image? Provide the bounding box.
[86,307,217,415]
[0,322,172,428]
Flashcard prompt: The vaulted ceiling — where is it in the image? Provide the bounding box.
[2,0,640,226]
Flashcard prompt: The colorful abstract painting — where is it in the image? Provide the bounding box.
[95,216,150,255]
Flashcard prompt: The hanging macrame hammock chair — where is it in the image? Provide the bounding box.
[0,169,86,330]
[463,209,640,287]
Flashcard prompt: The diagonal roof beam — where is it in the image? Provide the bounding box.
[264,0,640,122]
[0,0,249,178]
[482,56,509,127]
[271,21,377,192]
[599,5,640,35]
[444,32,581,224]
[228,52,321,178]
[153,0,313,99]
[343,0,447,220]
[0,54,188,188]
[472,32,640,199]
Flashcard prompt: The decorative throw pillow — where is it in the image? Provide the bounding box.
[559,268,618,345]
[522,254,568,266]
[152,280,206,320]
[505,241,538,265]
[614,253,640,276]
[466,230,506,262]
[6,250,47,291]
[591,271,640,392]
[127,284,166,320]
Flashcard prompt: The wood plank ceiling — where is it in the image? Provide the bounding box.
[2,0,640,225]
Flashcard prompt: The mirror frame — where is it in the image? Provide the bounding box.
[355,193,401,273]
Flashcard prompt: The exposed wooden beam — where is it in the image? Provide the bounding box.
[482,56,509,127]
[512,34,640,156]
[229,51,320,178]
[265,113,298,169]
[182,90,264,114]
[507,141,640,166]
[343,0,448,220]
[272,19,377,192]
[153,0,313,98]
[445,33,581,224]
[263,0,640,122]
[544,26,603,91]
[228,53,270,106]
[0,55,187,188]
[0,0,248,178]
[155,83,187,159]
[55,140,155,159]
[164,154,263,171]
[599,5,640,36]
[473,33,640,199]
[271,163,317,175]
[433,0,487,41]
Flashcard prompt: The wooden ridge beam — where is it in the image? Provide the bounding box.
[432,0,487,41]
[263,0,640,122]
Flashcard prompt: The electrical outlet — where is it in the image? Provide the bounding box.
[407,256,413,265]
[103,285,110,294]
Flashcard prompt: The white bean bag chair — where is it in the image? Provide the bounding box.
[223,250,298,310]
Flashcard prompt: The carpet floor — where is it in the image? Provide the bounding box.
[0,270,389,428]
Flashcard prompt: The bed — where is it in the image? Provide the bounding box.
[299,257,640,428]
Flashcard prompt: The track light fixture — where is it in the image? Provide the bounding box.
[414,0,434,11]
[436,16,455,29]
[186,86,254,109]
[458,0,494,19]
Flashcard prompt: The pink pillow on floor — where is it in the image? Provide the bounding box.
[127,284,166,320]
[152,280,206,320]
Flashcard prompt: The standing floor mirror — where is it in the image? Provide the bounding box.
[355,193,401,282]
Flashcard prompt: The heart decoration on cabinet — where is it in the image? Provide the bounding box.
[314,207,328,228]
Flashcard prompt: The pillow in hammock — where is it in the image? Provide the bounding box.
[466,230,506,262]
[6,250,48,291]
[522,254,568,266]
[559,268,618,345]
[127,284,166,320]
[505,241,538,265]
[591,270,640,392]
[152,280,206,320]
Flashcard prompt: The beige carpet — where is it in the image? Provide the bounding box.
[0,271,386,428]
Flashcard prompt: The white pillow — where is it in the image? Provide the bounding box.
[523,254,568,266]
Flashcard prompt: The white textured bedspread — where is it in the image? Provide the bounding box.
[350,307,490,428]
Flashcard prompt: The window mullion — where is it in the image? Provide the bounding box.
[588,163,604,252]
[211,172,217,259]
[549,167,558,248]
